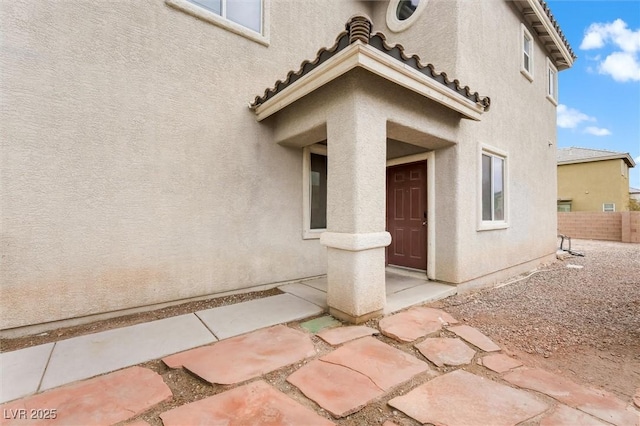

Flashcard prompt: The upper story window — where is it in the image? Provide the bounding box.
[603,203,615,212]
[546,58,558,105]
[387,0,427,32]
[190,0,261,33]
[521,24,534,81]
[167,0,268,45]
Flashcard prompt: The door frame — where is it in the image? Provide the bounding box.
[386,151,436,279]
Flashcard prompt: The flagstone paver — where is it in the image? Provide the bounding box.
[448,324,501,352]
[540,405,610,426]
[40,313,216,391]
[316,325,378,345]
[162,325,315,384]
[0,343,54,403]
[382,421,400,426]
[379,307,457,342]
[160,380,335,425]
[388,370,548,426]
[300,316,341,334]
[0,366,171,426]
[195,293,324,339]
[481,353,523,373]
[287,359,384,418]
[504,367,637,426]
[414,337,475,367]
[320,337,431,390]
[634,388,640,408]
[125,421,153,426]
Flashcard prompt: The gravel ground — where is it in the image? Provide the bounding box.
[432,238,640,399]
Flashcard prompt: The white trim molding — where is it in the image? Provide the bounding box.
[166,0,270,46]
[252,42,486,122]
[386,0,429,33]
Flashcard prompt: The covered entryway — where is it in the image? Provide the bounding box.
[386,161,428,271]
[249,15,489,323]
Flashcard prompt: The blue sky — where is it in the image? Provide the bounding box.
[547,0,640,188]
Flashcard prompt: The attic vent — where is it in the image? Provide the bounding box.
[347,15,372,44]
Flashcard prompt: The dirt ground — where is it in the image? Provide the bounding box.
[2,239,638,425]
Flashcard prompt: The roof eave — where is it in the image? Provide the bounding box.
[521,0,575,70]
[558,154,636,168]
[252,42,485,122]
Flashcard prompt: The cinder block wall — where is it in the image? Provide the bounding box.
[558,212,640,243]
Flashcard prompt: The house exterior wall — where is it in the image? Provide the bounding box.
[0,0,368,331]
[440,0,559,287]
[1,0,564,331]
[558,160,631,212]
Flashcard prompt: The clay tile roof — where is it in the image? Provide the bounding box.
[537,0,577,61]
[249,15,490,112]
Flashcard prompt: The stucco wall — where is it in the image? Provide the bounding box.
[0,0,368,330]
[558,160,631,212]
[435,0,560,285]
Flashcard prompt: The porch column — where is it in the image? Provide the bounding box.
[320,97,390,324]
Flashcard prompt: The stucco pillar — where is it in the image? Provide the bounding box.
[320,94,390,323]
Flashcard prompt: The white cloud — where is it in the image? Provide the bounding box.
[581,19,640,53]
[584,126,612,136]
[580,19,640,82]
[598,52,640,82]
[557,104,595,129]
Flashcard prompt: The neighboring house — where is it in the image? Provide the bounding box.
[1,0,575,331]
[630,187,640,202]
[557,147,636,212]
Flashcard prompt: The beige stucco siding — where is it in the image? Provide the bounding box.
[437,0,559,285]
[0,0,367,330]
[558,160,631,211]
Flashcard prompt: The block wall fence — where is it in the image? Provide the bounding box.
[557,212,640,243]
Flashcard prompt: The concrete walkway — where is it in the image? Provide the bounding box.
[1,276,638,425]
[0,271,454,404]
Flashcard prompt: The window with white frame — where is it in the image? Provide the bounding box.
[521,24,534,81]
[603,203,615,212]
[302,145,327,238]
[166,0,267,45]
[546,58,558,104]
[481,149,507,224]
[189,0,261,32]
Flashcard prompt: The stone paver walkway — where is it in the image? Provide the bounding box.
[2,296,639,426]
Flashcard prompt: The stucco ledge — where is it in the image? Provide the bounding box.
[320,231,392,251]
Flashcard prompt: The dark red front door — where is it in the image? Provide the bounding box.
[386,161,427,270]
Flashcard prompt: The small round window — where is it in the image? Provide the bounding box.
[387,0,427,32]
[396,0,420,21]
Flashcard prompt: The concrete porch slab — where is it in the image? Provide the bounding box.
[160,380,334,425]
[40,313,215,391]
[195,293,324,339]
[279,283,328,309]
[384,282,457,314]
[0,343,54,403]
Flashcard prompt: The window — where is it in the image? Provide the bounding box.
[166,0,268,45]
[521,24,534,81]
[189,0,261,32]
[387,0,427,32]
[546,58,558,104]
[480,147,508,229]
[303,145,327,238]
[603,203,615,212]
[396,0,420,20]
[557,202,571,212]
